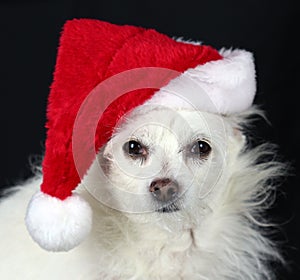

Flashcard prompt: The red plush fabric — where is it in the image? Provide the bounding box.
[41,19,222,200]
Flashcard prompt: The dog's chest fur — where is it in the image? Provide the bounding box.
[0,172,277,280]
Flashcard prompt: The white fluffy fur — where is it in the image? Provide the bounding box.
[0,107,283,279]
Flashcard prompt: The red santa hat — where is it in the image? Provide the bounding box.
[25,19,256,251]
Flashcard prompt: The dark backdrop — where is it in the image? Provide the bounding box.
[0,0,298,279]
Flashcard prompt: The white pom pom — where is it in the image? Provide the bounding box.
[25,191,92,252]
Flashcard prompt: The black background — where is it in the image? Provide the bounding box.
[0,0,299,278]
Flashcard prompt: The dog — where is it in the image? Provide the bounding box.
[0,105,284,279]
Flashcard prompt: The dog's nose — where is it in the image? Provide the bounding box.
[149,178,179,202]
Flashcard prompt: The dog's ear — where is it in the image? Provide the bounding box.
[233,127,246,145]
[228,127,247,157]
[96,146,111,176]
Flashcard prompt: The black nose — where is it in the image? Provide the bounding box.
[149,178,179,202]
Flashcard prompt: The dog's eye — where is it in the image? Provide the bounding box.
[123,140,147,158]
[190,140,211,158]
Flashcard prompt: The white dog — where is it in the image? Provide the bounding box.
[0,18,286,280]
[0,105,284,279]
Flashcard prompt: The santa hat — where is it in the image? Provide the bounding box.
[25,19,256,251]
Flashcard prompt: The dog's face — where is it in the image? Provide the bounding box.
[85,106,243,229]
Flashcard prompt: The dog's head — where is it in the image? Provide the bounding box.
[83,105,245,230]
